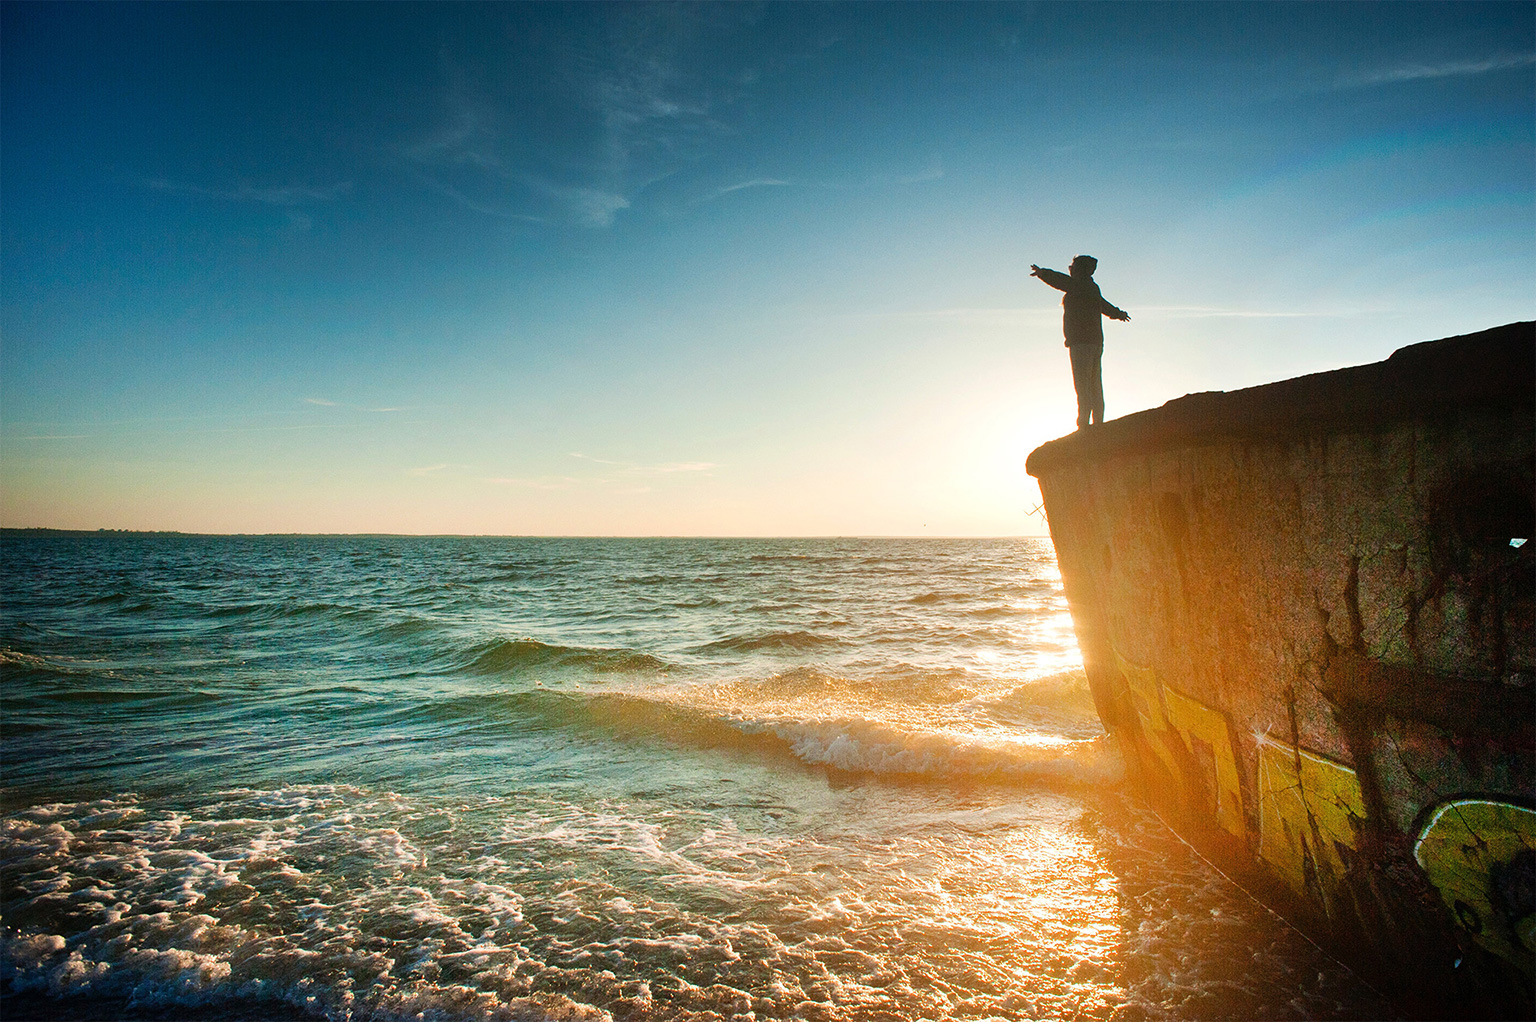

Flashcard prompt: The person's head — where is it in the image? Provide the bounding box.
[1070,255,1097,278]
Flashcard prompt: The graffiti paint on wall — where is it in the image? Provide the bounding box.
[1414,800,1536,974]
[1162,685,1245,839]
[1256,737,1364,916]
[1112,649,1244,839]
[1113,650,1181,781]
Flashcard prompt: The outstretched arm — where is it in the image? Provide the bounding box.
[1030,265,1072,292]
[1101,298,1130,322]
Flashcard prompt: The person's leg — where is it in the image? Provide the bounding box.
[1087,345,1104,424]
[1069,343,1102,429]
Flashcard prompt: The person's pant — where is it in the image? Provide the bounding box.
[1069,342,1104,428]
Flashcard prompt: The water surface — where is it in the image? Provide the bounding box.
[1,536,1395,1020]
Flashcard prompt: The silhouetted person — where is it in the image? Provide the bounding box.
[1031,255,1129,428]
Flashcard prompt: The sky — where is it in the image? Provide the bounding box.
[2,2,1532,536]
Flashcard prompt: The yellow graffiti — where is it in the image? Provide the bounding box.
[1112,649,1244,839]
[1414,800,1536,974]
[1162,685,1245,839]
[1256,739,1364,914]
[1113,650,1180,779]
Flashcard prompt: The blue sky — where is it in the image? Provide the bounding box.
[3,2,1532,535]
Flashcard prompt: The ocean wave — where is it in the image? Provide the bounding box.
[399,582,472,597]
[962,605,1033,619]
[550,692,798,759]
[433,678,1122,789]
[206,600,359,621]
[0,648,133,686]
[78,591,160,613]
[906,590,969,605]
[0,647,53,670]
[910,622,1032,645]
[985,580,1058,596]
[740,717,1124,786]
[387,681,1118,791]
[705,664,976,706]
[974,674,1106,740]
[486,562,568,582]
[391,690,791,769]
[13,686,223,706]
[984,671,1097,710]
[694,631,841,654]
[747,554,830,563]
[365,616,442,642]
[641,667,1117,786]
[464,638,670,676]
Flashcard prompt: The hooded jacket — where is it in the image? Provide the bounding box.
[1033,267,1127,347]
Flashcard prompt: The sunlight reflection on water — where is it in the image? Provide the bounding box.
[0,536,1399,1020]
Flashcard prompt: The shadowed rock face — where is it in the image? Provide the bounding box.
[1028,321,1535,1017]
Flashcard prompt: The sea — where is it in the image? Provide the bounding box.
[0,535,1399,1021]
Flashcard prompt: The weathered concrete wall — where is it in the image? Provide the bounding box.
[1028,322,1535,1010]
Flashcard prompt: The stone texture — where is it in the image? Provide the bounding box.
[1028,321,1535,1009]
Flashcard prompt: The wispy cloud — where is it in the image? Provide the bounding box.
[405,96,641,228]
[404,6,777,229]
[399,72,531,220]
[416,177,547,223]
[699,157,943,208]
[1341,53,1535,89]
[303,398,410,413]
[551,185,631,228]
[708,178,791,201]
[405,103,503,170]
[406,10,923,229]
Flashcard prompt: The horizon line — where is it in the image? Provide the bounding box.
[1,527,1052,540]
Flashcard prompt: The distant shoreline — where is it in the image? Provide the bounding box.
[1,528,1048,540]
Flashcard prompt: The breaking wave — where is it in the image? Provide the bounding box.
[413,669,1122,789]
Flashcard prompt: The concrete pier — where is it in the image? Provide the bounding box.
[1028,321,1534,1016]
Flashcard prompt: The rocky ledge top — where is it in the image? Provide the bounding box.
[1026,321,1535,475]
